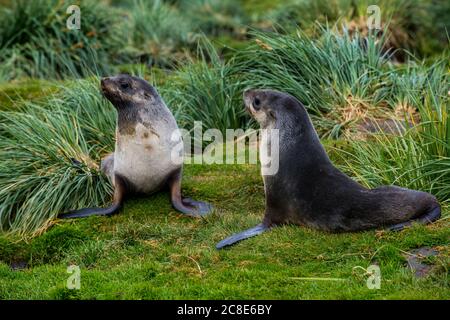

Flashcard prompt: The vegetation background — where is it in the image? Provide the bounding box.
[0,0,448,299]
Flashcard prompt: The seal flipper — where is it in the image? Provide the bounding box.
[59,205,121,219]
[181,197,213,216]
[169,170,213,217]
[59,174,126,219]
[216,223,269,249]
[387,205,441,231]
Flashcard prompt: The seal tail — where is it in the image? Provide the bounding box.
[216,223,269,250]
[387,204,441,231]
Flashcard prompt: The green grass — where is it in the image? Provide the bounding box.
[334,60,450,201]
[0,79,58,110]
[162,38,250,135]
[239,27,390,137]
[0,161,448,299]
[0,79,114,236]
[0,0,124,80]
[264,0,450,58]
[178,0,248,37]
[124,0,195,68]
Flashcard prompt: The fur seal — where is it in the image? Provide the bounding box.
[60,74,212,219]
[216,89,441,249]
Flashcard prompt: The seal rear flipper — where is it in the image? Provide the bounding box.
[59,204,121,219]
[59,174,126,219]
[216,223,269,250]
[181,198,213,216]
[387,205,441,231]
[171,196,213,218]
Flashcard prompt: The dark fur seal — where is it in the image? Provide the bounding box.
[216,89,441,249]
[60,74,212,219]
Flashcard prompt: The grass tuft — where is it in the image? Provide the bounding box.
[0,78,114,236]
[162,38,250,135]
[240,27,390,137]
[334,60,450,202]
[0,0,124,80]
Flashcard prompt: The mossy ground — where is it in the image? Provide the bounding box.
[0,157,448,300]
[0,79,58,110]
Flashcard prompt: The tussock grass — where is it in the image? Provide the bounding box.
[240,27,390,137]
[125,0,195,68]
[162,38,250,135]
[335,60,450,202]
[0,0,123,80]
[178,0,248,37]
[0,79,113,236]
[266,0,450,58]
[51,79,116,155]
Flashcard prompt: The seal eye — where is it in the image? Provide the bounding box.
[253,97,261,110]
[120,82,130,90]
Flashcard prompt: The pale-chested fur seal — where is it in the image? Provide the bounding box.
[216,89,441,249]
[60,74,212,219]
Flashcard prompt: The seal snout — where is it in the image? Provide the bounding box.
[100,77,120,99]
[243,89,254,101]
[100,77,120,105]
[243,89,263,114]
[100,77,110,93]
[243,89,254,110]
[100,77,111,88]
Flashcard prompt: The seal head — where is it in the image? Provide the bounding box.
[243,89,283,128]
[101,74,170,136]
[101,74,159,108]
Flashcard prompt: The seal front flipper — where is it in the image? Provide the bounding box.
[168,170,213,217]
[216,223,269,250]
[59,174,126,219]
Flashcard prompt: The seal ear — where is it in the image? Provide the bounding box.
[268,110,276,119]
